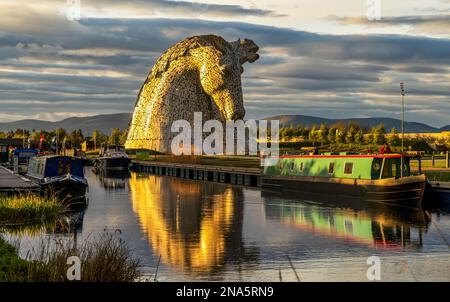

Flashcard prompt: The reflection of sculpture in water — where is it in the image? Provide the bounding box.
[125,35,259,153]
[264,194,431,250]
[129,173,251,274]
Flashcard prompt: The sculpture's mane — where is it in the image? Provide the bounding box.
[147,35,231,81]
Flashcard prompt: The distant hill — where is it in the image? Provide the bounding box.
[0,112,447,135]
[0,113,132,135]
[264,114,446,133]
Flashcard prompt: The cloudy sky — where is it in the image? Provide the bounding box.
[0,0,449,127]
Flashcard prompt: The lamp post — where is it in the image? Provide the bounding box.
[400,82,405,177]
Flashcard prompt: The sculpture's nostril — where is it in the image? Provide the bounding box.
[230,109,245,120]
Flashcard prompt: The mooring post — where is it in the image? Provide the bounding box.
[237,174,243,185]
[230,173,236,184]
[446,151,449,169]
[244,174,251,186]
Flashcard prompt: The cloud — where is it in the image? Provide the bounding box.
[328,14,450,36]
[0,3,449,127]
[85,0,284,18]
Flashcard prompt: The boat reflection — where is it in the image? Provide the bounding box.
[262,190,431,250]
[97,170,130,190]
[128,173,252,274]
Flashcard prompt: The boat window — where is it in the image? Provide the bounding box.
[290,162,295,171]
[392,162,398,178]
[38,162,43,175]
[344,162,353,174]
[328,162,335,174]
[381,159,392,178]
[403,159,410,176]
[299,162,304,172]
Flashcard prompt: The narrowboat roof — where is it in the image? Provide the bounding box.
[279,154,404,159]
[13,148,39,156]
[27,155,84,178]
[31,155,82,160]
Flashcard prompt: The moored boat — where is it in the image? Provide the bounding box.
[26,155,88,201]
[262,153,428,208]
[93,145,131,173]
[10,148,38,174]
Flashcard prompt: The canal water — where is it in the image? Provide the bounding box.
[6,168,450,281]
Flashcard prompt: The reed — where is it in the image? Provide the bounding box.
[0,193,67,226]
[25,233,142,282]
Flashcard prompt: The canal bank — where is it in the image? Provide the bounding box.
[131,160,262,187]
[0,166,39,196]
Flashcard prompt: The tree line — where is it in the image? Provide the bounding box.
[279,122,402,147]
[0,128,127,149]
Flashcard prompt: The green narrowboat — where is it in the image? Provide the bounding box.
[262,153,428,208]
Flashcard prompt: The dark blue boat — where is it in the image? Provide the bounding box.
[26,155,88,201]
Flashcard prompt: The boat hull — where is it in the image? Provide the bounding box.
[261,174,427,208]
[94,157,131,172]
[42,179,87,202]
[28,175,88,203]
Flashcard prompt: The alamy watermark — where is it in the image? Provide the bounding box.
[66,255,81,281]
[366,0,381,21]
[170,112,279,166]
[366,256,381,281]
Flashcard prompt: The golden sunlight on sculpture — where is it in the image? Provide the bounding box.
[125,35,259,153]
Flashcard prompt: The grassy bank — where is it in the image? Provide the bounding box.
[422,171,450,182]
[0,238,28,281]
[136,155,262,169]
[0,233,142,282]
[0,194,67,226]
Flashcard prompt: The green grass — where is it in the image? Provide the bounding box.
[0,238,28,281]
[0,193,67,226]
[423,171,450,182]
[410,159,448,169]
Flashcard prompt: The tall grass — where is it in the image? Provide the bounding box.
[0,193,67,226]
[24,233,142,282]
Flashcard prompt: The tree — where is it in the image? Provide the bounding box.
[6,130,14,139]
[309,125,318,146]
[336,128,346,145]
[69,129,84,148]
[120,131,128,145]
[110,128,121,145]
[355,129,364,146]
[319,123,328,146]
[327,126,337,145]
[92,129,100,150]
[372,124,386,145]
[388,127,400,146]
[346,126,356,145]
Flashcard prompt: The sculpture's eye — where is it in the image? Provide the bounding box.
[219,64,232,75]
